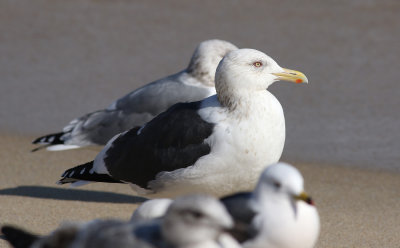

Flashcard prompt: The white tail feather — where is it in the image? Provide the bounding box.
[47,144,81,151]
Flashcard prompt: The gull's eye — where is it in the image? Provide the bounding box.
[190,210,204,219]
[273,181,281,189]
[253,61,263,67]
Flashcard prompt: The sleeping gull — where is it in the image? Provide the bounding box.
[221,162,320,248]
[57,48,308,197]
[1,195,239,248]
[32,39,238,151]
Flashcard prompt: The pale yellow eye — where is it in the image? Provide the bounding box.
[253,61,262,67]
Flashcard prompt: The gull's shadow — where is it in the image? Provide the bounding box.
[0,186,147,203]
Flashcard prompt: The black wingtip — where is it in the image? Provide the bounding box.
[1,225,39,248]
[58,161,124,185]
[56,177,78,185]
[32,132,65,145]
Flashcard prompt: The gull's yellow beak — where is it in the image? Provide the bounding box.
[273,68,309,84]
[294,191,314,205]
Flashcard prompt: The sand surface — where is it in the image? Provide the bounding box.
[1,134,399,247]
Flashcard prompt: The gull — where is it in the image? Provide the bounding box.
[221,162,320,248]
[1,195,239,248]
[32,39,238,151]
[58,48,308,198]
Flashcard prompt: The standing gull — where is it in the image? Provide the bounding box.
[1,195,239,248]
[58,48,308,197]
[221,162,320,248]
[32,39,238,151]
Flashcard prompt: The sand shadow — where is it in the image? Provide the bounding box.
[0,186,147,203]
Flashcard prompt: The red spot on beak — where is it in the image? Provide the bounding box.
[307,197,315,206]
[295,79,303,84]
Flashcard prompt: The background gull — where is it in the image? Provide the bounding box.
[1,195,238,248]
[32,39,238,152]
[221,162,320,248]
[58,48,308,197]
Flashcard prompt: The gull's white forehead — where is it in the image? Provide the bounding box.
[222,48,281,72]
[170,195,231,224]
[261,163,303,188]
[171,195,221,214]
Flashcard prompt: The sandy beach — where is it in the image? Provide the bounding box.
[1,134,399,247]
[1,0,400,247]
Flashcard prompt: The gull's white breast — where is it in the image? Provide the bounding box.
[149,92,285,197]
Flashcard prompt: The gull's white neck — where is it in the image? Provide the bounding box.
[218,89,282,118]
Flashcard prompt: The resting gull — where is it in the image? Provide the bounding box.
[58,48,308,197]
[1,195,239,248]
[221,162,320,248]
[32,39,238,151]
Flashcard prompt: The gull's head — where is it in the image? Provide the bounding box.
[187,39,238,86]
[215,49,308,105]
[254,162,314,206]
[161,194,233,246]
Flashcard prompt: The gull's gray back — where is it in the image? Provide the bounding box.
[33,39,237,150]
[63,72,215,146]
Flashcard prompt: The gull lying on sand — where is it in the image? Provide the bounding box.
[32,39,238,151]
[58,48,308,198]
[221,162,320,248]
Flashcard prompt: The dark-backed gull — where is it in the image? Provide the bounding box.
[58,48,308,197]
[221,162,320,248]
